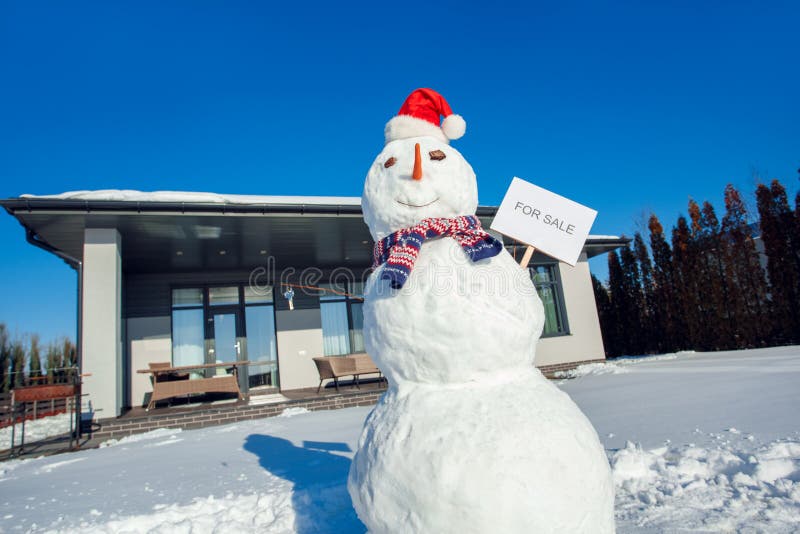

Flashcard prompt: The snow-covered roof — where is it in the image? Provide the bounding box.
[20,189,362,206]
[14,189,622,241]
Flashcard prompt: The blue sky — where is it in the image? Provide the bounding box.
[1,1,798,344]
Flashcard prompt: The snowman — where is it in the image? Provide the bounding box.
[347,88,614,533]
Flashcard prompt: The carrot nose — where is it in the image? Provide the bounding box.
[412,143,423,180]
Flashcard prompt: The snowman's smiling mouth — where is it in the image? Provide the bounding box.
[396,197,439,208]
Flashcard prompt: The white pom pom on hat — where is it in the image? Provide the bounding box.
[441,113,466,140]
[384,88,466,145]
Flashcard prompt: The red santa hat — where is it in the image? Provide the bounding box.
[384,88,466,145]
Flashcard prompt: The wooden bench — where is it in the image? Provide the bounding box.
[312,353,384,393]
[137,361,249,411]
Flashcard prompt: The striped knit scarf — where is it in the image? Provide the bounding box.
[372,215,503,289]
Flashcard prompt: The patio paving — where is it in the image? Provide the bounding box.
[93,379,387,440]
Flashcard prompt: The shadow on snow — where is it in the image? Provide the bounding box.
[244,434,366,534]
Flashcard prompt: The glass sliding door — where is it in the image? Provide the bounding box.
[171,284,280,392]
[244,286,278,388]
[207,286,246,389]
[211,308,242,365]
[171,289,205,370]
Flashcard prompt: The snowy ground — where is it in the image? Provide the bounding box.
[1,346,798,533]
[559,346,800,532]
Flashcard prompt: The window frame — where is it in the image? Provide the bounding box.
[169,283,280,386]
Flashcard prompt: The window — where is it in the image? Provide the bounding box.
[530,264,569,336]
[208,286,239,306]
[320,282,365,355]
[170,285,279,388]
[171,289,205,368]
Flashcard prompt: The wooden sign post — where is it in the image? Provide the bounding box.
[519,245,535,268]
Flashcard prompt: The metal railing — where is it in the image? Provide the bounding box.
[2,367,91,457]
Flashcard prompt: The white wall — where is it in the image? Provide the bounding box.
[535,255,606,367]
[81,229,123,418]
[117,256,605,398]
[123,304,326,397]
[127,316,172,407]
[275,309,324,391]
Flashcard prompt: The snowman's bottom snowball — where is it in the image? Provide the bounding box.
[347,368,615,534]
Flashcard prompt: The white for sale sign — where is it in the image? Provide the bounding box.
[490,177,597,266]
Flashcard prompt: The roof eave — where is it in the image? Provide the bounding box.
[0,198,364,216]
[1,197,629,258]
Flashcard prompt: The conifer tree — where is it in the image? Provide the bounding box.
[11,339,26,388]
[693,200,733,349]
[63,338,77,368]
[789,186,800,292]
[0,324,9,393]
[672,215,704,349]
[687,200,718,349]
[795,188,800,264]
[591,181,792,353]
[46,342,63,383]
[771,180,800,266]
[648,214,684,351]
[721,184,769,347]
[633,233,659,353]
[591,274,613,357]
[619,242,644,354]
[28,334,43,379]
[606,250,628,356]
[756,180,800,343]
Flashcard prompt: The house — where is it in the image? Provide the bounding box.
[1,190,627,419]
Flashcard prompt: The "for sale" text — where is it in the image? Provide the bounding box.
[514,201,576,235]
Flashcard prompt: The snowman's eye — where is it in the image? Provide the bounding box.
[429,150,446,161]
[384,157,397,168]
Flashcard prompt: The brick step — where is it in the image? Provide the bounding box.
[90,390,383,441]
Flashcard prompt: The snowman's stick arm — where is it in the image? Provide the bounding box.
[519,245,535,268]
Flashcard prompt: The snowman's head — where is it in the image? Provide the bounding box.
[362,136,478,240]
